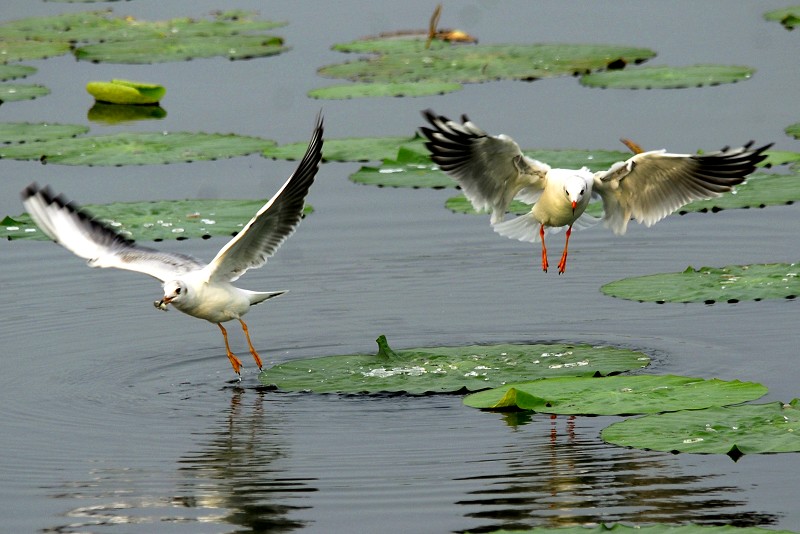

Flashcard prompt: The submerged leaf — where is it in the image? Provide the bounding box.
[259,335,650,394]
[0,131,274,165]
[463,375,767,415]
[3,198,313,242]
[601,262,800,304]
[580,64,755,90]
[602,399,800,456]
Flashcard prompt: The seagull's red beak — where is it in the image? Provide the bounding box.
[161,296,173,305]
[571,200,577,213]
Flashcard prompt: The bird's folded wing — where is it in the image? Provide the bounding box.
[420,110,549,224]
[593,142,771,234]
[205,115,323,283]
[21,184,205,281]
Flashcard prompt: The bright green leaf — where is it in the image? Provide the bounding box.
[259,335,651,394]
[463,375,767,415]
[786,122,800,140]
[87,103,167,125]
[602,399,800,456]
[86,79,166,105]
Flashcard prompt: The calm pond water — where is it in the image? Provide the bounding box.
[1,1,799,532]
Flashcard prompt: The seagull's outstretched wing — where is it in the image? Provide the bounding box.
[593,141,772,235]
[420,109,550,224]
[21,184,206,282]
[205,114,324,283]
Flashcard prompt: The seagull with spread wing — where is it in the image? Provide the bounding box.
[22,115,323,376]
[420,109,771,274]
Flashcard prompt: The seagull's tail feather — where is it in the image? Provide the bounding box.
[493,213,542,243]
[246,290,287,306]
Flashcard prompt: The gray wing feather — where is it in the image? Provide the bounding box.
[593,141,771,234]
[21,184,205,281]
[420,109,549,224]
[205,114,324,283]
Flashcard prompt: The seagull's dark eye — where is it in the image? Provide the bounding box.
[175,287,182,295]
[580,188,585,195]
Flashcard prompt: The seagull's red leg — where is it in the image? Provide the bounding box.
[217,322,243,374]
[557,225,573,275]
[539,224,548,272]
[239,318,263,370]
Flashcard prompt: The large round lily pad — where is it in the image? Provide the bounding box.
[462,375,767,415]
[580,64,754,90]
[600,263,800,304]
[3,198,313,242]
[0,131,275,165]
[602,399,800,457]
[0,122,89,144]
[0,83,50,102]
[259,335,651,395]
[263,135,424,163]
[0,40,71,63]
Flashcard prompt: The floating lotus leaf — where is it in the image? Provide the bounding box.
[602,399,800,457]
[786,122,800,140]
[86,79,166,105]
[763,149,800,166]
[580,64,755,90]
[320,39,655,84]
[309,81,463,99]
[0,64,36,81]
[0,40,71,63]
[87,103,167,125]
[263,135,425,162]
[75,34,288,64]
[3,199,312,242]
[259,335,650,395]
[601,263,800,304]
[764,6,800,30]
[0,131,275,165]
[484,525,798,534]
[349,146,451,188]
[463,375,767,415]
[0,83,50,102]
[0,122,89,144]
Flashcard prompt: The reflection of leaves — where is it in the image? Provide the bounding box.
[259,335,650,394]
[580,64,754,90]
[463,375,767,415]
[603,399,800,456]
[0,131,275,165]
[3,199,313,242]
[87,103,167,125]
[600,263,800,304]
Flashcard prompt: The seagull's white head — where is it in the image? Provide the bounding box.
[159,280,188,307]
[563,175,588,213]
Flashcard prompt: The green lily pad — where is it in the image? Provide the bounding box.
[86,79,166,105]
[786,122,800,140]
[309,81,463,99]
[0,64,36,81]
[463,375,767,415]
[0,131,275,166]
[0,39,71,63]
[762,149,800,167]
[580,64,755,90]
[259,335,651,395]
[3,198,313,242]
[483,525,799,534]
[320,39,655,84]
[764,6,800,30]
[0,83,50,102]
[0,122,89,144]
[263,135,425,162]
[601,262,800,304]
[349,145,451,188]
[87,103,167,125]
[602,399,800,457]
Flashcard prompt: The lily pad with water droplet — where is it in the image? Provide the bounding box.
[0,122,89,144]
[0,131,275,165]
[0,64,36,82]
[600,263,800,304]
[764,6,800,30]
[259,335,650,395]
[602,399,800,457]
[463,375,767,415]
[580,64,755,90]
[263,135,425,162]
[0,83,50,102]
[3,198,313,242]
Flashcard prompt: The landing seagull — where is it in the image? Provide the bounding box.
[21,115,323,376]
[420,109,771,274]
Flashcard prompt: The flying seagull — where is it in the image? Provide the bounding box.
[420,109,771,274]
[21,115,323,376]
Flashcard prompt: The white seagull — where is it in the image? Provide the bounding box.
[420,110,771,274]
[21,115,323,376]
